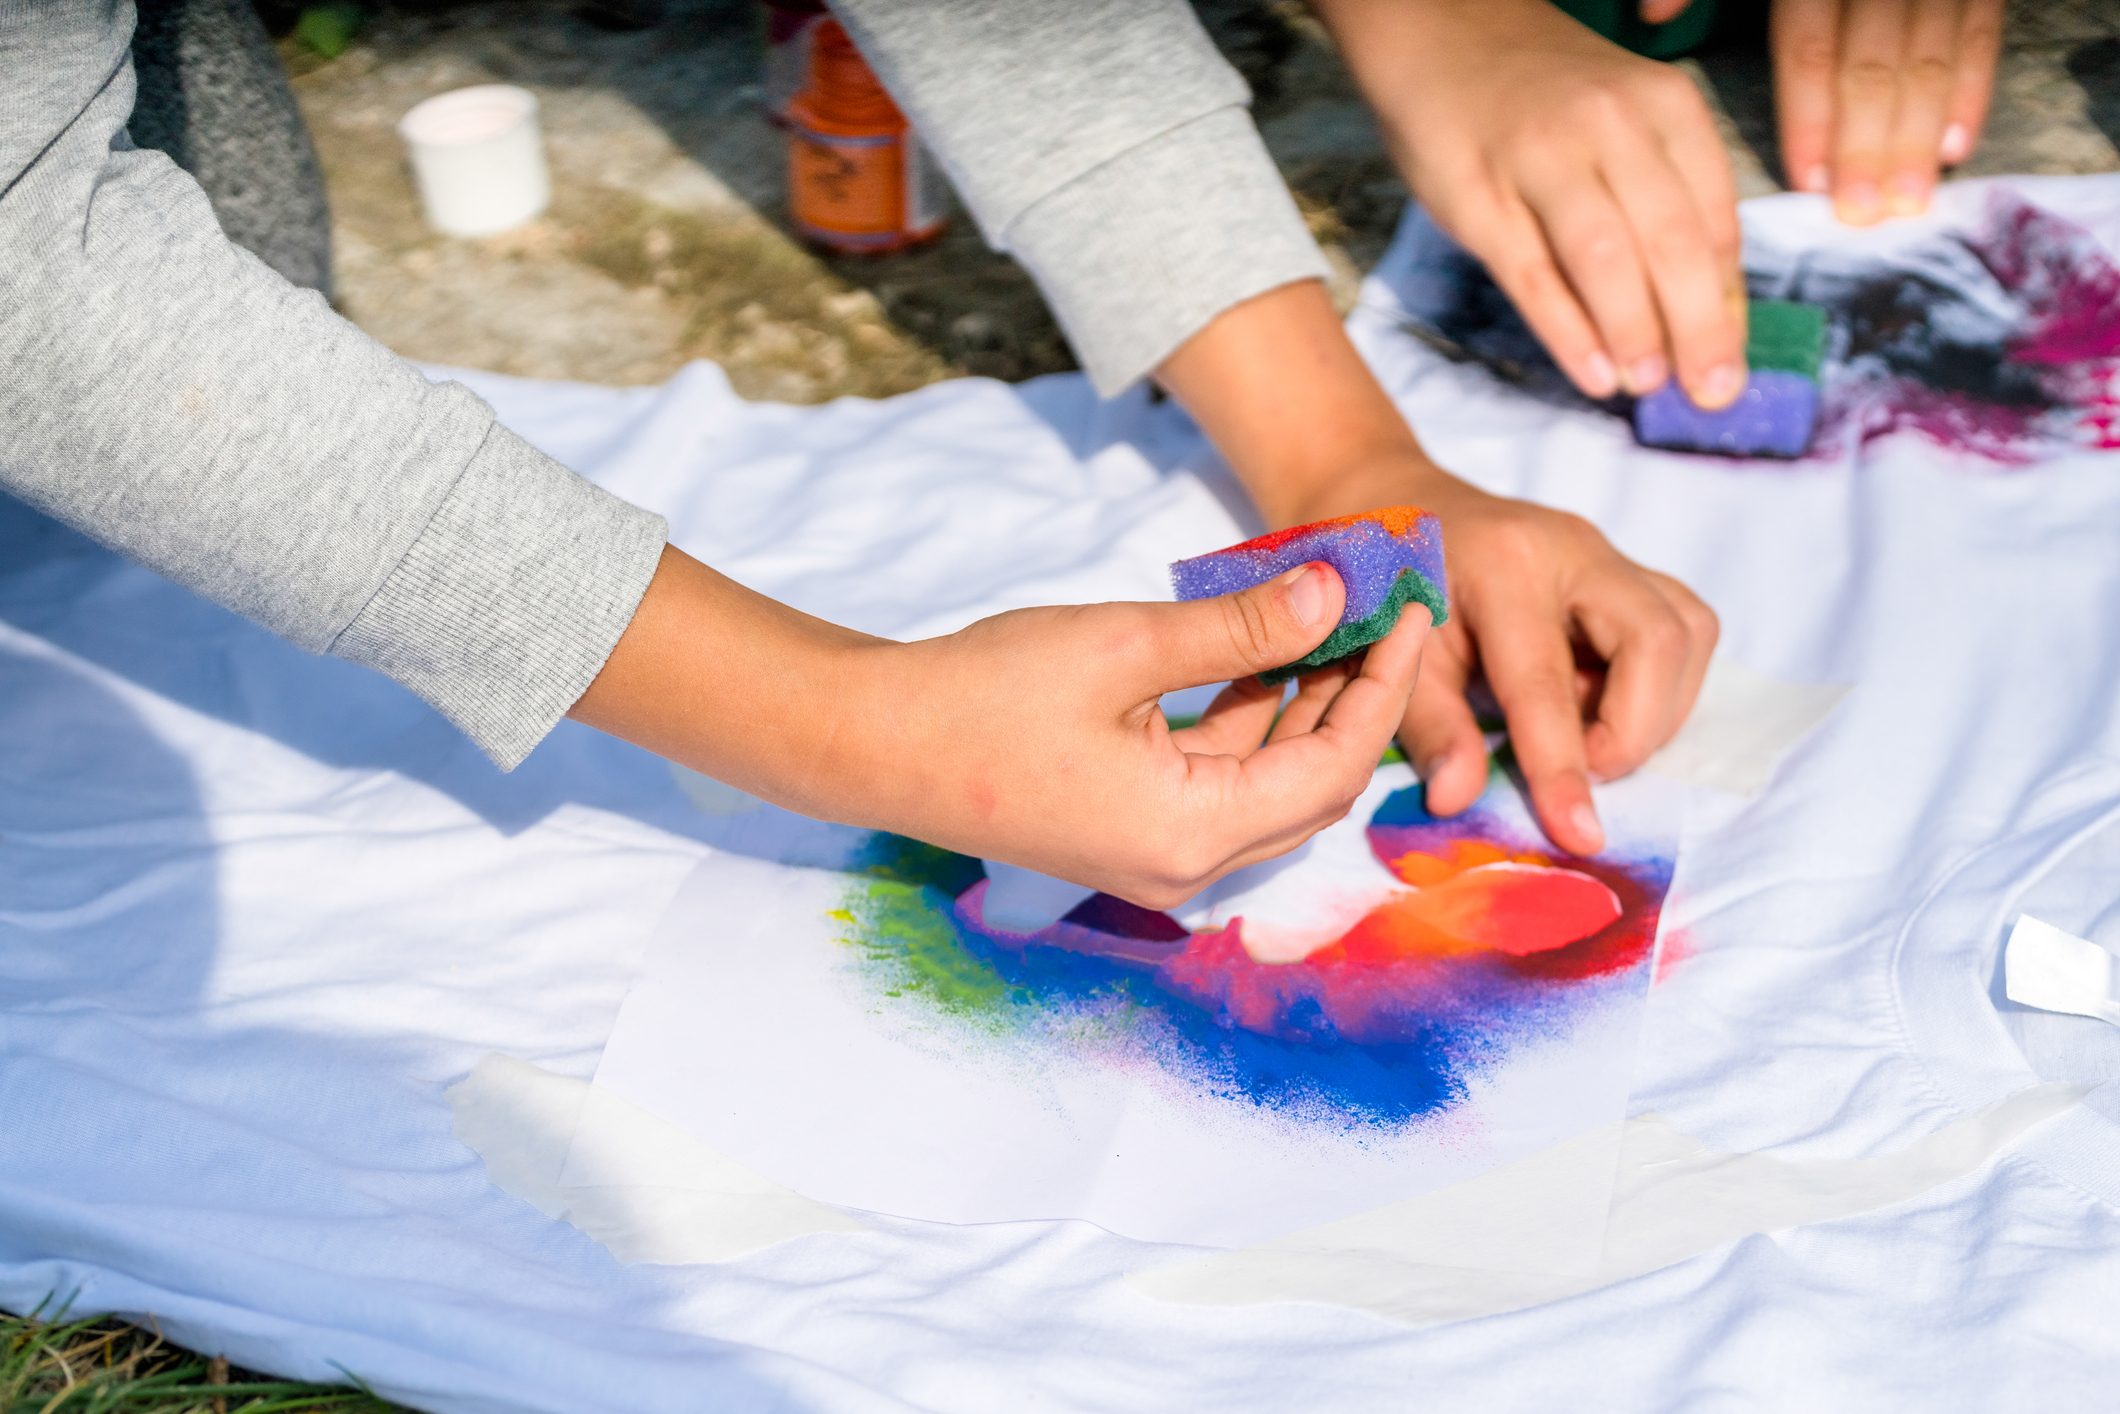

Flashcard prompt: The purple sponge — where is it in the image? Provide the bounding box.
[1169,507,1447,683]
[1633,369,1820,459]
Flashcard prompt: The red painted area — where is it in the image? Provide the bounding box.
[1147,820,1669,1046]
[1653,927,1695,983]
[1219,506,1433,557]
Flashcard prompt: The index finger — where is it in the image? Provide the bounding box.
[1575,571,1716,779]
[1601,140,1747,406]
[1477,595,1604,855]
[1773,0,1844,195]
[1883,0,1962,215]
[1830,0,1912,224]
[1195,609,1430,855]
[1942,0,2003,163]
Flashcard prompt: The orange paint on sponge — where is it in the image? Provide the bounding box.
[1170,507,1448,682]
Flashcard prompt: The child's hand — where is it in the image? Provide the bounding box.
[858,564,1430,907]
[573,548,1427,911]
[1771,0,2003,223]
[1317,0,1748,409]
[1276,459,1716,857]
[1153,280,1714,859]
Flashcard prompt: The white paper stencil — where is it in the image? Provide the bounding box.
[1644,657,1848,797]
[1133,1084,2081,1326]
[577,763,1683,1257]
[448,1055,862,1265]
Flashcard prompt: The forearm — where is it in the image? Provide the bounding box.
[570,547,892,823]
[1310,0,1537,155]
[2,2,665,766]
[833,0,1329,395]
[1152,279,1457,526]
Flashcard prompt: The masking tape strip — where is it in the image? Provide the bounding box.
[2005,914,2120,1027]
[1130,1083,2081,1327]
[447,1054,864,1265]
[1643,656,1847,797]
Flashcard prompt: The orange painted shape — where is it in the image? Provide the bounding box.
[1414,863,1623,955]
[1384,839,1516,886]
[1332,862,1623,963]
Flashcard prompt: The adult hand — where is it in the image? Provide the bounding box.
[1276,457,1717,857]
[1772,0,2005,223]
[1316,0,1748,408]
[574,547,1428,910]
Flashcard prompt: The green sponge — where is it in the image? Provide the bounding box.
[1745,300,1827,379]
[1261,568,1446,684]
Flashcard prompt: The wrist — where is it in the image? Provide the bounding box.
[793,635,928,832]
[1260,445,1468,530]
[571,546,894,819]
[1153,280,1445,526]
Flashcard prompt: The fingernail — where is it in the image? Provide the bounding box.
[1571,802,1605,855]
[1940,123,1970,165]
[1800,164,1830,194]
[1624,354,1669,396]
[1695,361,1745,408]
[1582,350,1619,399]
[1885,174,1929,217]
[1285,564,1333,627]
[1836,180,1881,225]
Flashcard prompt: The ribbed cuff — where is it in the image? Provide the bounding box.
[1002,105,1331,397]
[331,427,668,769]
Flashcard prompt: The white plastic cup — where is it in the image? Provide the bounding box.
[397,84,550,237]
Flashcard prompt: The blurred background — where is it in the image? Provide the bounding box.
[229,0,2120,399]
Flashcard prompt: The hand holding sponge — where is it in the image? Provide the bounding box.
[1633,300,1829,458]
[1170,507,1447,684]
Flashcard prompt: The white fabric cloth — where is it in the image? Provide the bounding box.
[5,176,2120,1411]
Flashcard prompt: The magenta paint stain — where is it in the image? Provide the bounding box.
[1789,191,2120,462]
[1397,188,2120,466]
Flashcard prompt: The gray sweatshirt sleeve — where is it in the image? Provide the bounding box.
[828,0,1331,397]
[0,2,667,768]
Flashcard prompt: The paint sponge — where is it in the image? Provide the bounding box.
[1633,299,1828,459]
[1169,507,1447,684]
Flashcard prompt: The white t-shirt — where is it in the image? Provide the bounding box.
[1,175,2117,1411]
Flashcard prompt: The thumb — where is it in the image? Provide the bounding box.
[1141,562,1346,692]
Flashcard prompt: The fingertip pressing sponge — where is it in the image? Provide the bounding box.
[1633,300,1828,459]
[1169,507,1447,684]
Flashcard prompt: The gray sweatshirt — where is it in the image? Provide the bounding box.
[0,0,1327,768]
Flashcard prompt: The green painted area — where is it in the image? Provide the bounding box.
[1262,568,1448,685]
[834,878,1016,1023]
[1746,300,1828,378]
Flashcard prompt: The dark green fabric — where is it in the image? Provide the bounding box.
[1552,0,1718,59]
[1745,300,1828,378]
[1262,569,1449,684]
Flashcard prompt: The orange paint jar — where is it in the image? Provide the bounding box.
[785,19,946,253]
